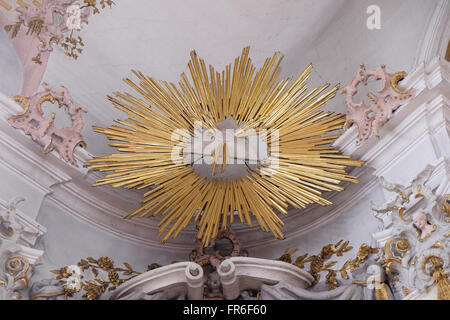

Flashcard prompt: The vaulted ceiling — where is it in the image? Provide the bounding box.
[0,0,437,157]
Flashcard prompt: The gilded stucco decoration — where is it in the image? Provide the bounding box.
[7,82,87,167]
[341,64,416,144]
[87,47,364,245]
[371,165,450,300]
[33,228,251,300]
[0,0,114,96]
[0,197,45,300]
[277,240,379,291]
[32,231,400,300]
[31,256,144,300]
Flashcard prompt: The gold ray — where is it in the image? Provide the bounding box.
[87,47,363,246]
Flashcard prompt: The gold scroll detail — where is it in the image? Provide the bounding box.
[390,71,409,94]
[6,256,31,289]
[392,206,411,222]
[379,238,410,275]
[9,95,30,119]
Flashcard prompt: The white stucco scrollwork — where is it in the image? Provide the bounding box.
[371,165,450,299]
[0,197,46,300]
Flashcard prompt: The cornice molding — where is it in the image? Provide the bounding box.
[414,0,450,66]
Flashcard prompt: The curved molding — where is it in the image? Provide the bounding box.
[220,257,314,285]
[217,257,313,299]
[110,261,204,300]
[414,0,450,66]
[111,257,313,300]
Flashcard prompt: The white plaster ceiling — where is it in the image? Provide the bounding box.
[42,0,348,156]
[0,0,438,156]
[37,0,438,157]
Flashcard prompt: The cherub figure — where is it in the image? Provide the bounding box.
[412,212,436,241]
[204,271,222,299]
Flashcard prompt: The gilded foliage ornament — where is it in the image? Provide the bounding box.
[278,240,378,290]
[371,165,450,300]
[46,256,141,300]
[3,0,114,61]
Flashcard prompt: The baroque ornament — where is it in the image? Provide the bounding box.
[277,240,379,290]
[371,165,450,300]
[189,228,246,268]
[0,197,45,300]
[32,255,142,300]
[3,0,114,60]
[341,64,415,144]
[189,228,249,300]
[7,82,87,167]
[36,231,385,300]
[0,0,114,96]
[87,47,364,245]
[34,228,246,300]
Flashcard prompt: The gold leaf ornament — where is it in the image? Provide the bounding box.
[44,256,142,300]
[88,47,364,245]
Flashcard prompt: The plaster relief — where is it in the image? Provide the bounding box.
[7,82,87,167]
[371,165,450,300]
[0,197,46,300]
[0,0,113,96]
[341,64,416,144]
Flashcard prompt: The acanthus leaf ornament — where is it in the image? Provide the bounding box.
[87,47,364,245]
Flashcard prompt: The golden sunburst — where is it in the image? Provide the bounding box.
[87,47,363,245]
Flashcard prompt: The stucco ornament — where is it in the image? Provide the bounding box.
[189,228,248,300]
[0,0,114,96]
[38,229,394,300]
[0,197,45,300]
[371,165,450,300]
[32,255,143,300]
[341,64,415,144]
[258,260,393,300]
[0,197,25,246]
[7,83,87,167]
[189,228,245,268]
